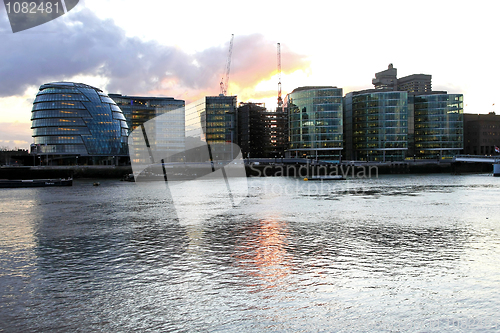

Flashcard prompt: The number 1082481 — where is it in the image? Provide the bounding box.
[5,2,61,14]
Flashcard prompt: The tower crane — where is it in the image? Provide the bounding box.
[220,34,234,96]
[277,43,283,108]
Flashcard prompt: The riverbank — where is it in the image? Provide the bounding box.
[0,166,132,179]
[0,161,492,180]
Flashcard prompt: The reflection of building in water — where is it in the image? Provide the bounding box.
[233,219,292,286]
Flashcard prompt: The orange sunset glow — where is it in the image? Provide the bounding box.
[233,218,293,288]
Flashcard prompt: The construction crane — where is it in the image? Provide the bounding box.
[277,43,283,107]
[220,34,234,96]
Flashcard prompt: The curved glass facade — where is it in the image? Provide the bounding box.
[345,91,408,161]
[413,94,463,159]
[287,87,343,160]
[31,82,129,159]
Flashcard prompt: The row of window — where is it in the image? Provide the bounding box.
[290,127,342,135]
[352,115,408,121]
[34,94,90,103]
[32,118,87,127]
[34,136,84,144]
[36,144,89,154]
[354,128,407,135]
[415,142,463,149]
[354,142,407,149]
[32,101,85,110]
[33,127,91,136]
[289,141,342,148]
[31,110,92,119]
[37,88,80,95]
[290,134,343,142]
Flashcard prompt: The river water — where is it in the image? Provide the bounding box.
[1,174,500,332]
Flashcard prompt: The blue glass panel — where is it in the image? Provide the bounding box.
[100,96,116,104]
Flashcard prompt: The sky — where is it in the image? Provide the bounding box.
[1,0,499,149]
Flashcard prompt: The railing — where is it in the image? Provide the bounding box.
[453,155,500,163]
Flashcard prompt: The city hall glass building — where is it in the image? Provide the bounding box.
[286,86,343,160]
[344,90,408,161]
[31,82,129,165]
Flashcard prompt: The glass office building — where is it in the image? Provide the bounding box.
[185,95,237,161]
[287,86,343,160]
[31,82,129,165]
[110,94,185,163]
[344,90,408,161]
[413,94,463,159]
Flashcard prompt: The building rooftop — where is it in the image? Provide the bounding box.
[291,86,338,93]
[40,82,102,92]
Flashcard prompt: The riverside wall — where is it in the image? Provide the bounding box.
[0,161,492,180]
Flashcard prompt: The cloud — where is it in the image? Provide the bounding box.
[0,8,310,101]
[0,122,32,149]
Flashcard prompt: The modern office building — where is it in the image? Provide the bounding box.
[109,94,185,132]
[412,93,463,159]
[344,90,408,161]
[109,94,185,163]
[31,82,129,165]
[237,102,288,158]
[185,95,238,161]
[286,86,343,160]
[237,102,269,158]
[463,112,500,155]
[266,107,288,158]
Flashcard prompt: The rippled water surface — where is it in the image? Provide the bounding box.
[1,174,500,332]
